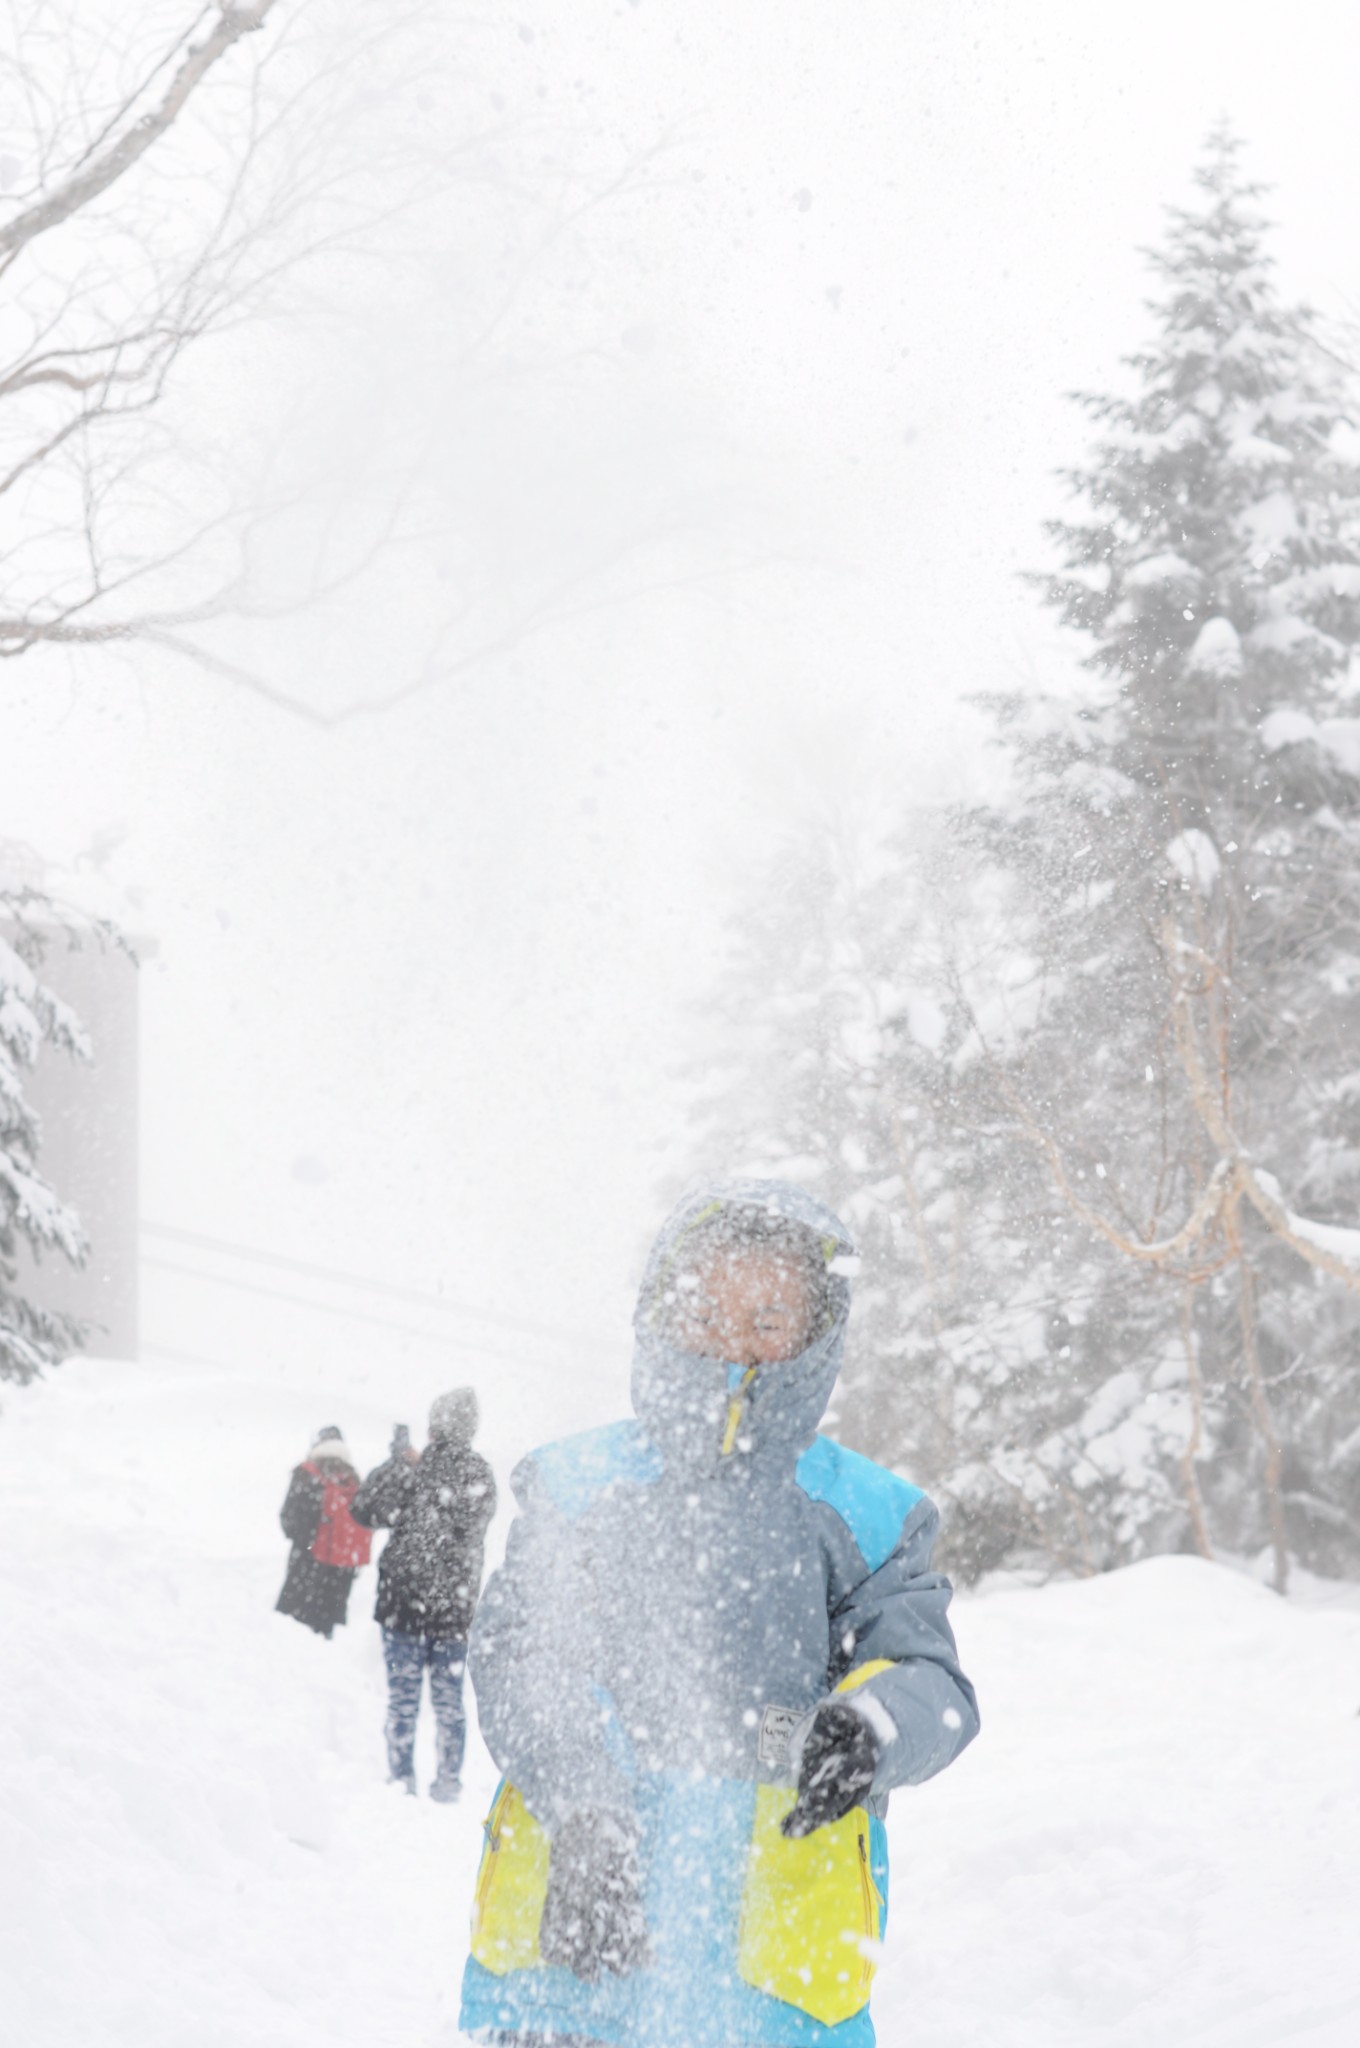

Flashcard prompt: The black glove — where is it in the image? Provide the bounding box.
[538,1810,650,1981]
[781,1701,881,1839]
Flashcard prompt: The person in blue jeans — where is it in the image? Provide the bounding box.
[382,1631,469,1793]
[353,1393,497,1800]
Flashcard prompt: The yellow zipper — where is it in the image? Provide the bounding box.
[473,1780,513,1921]
[857,1828,882,1991]
[721,1367,757,1456]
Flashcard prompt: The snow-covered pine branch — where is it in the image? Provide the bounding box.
[0,888,108,1382]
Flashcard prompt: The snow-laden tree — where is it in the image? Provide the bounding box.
[684,816,1127,1582]
[682,818,1092,1581]
[0,889,92,1382]
[974,126,1360,1588]
[686,133,1360,1586]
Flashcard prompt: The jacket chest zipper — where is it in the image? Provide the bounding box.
[721,1367,757,1457]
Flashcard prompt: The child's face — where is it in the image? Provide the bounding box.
[670,1247,816,1366]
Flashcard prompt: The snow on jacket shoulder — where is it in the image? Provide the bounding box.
[356,1440,496,1639]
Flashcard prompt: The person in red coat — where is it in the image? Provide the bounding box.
[275,1425,372,1639]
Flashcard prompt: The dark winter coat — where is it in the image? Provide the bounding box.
[353,1435,496,1639]
[275,1461,359,1638]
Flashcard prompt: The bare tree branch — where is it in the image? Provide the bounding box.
[0,2,279,264]
[1165,921,1360,1296]
[956,974,1233,1276]
[0,6,727,722]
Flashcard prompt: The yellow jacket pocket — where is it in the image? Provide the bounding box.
[470,1781,551,1974]
[736,1786,883,2026]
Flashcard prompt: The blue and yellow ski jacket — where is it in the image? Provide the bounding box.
[461,1179,979,2048]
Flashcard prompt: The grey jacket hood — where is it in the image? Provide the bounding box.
[629,1178,858,1478]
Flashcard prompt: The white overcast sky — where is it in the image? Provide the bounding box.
[3,0,1359,1438]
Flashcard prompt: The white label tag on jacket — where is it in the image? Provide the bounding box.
[758,1704,800,1769]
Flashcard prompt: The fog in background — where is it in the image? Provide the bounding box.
[4,1,1359,1453]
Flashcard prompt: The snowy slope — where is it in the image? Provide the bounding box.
[3,1355,1359,2048]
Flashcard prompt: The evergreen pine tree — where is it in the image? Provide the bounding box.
[0,888,91,1381]
[685,132,1360,1584]
[977,126,1360,1584]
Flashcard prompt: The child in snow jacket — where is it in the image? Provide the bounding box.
[275,1426,371,1639]
[460,1179,978,2048]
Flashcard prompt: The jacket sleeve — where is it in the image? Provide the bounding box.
[352,1456,415,1529]
[280,1468,322,1549]
[468,1454,630,1828]
[442,1450,497,1544]
[472,1452,497,1533]
[824,1496,979,1795]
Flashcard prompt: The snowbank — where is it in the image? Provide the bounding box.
[2,1357,1358,2047]
[890,1558,1360,2048]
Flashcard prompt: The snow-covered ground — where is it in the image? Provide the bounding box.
[4,1353,1360,2048]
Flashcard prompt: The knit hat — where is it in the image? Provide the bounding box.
[308,1425,354,1467]
[428,1387,478,1442]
